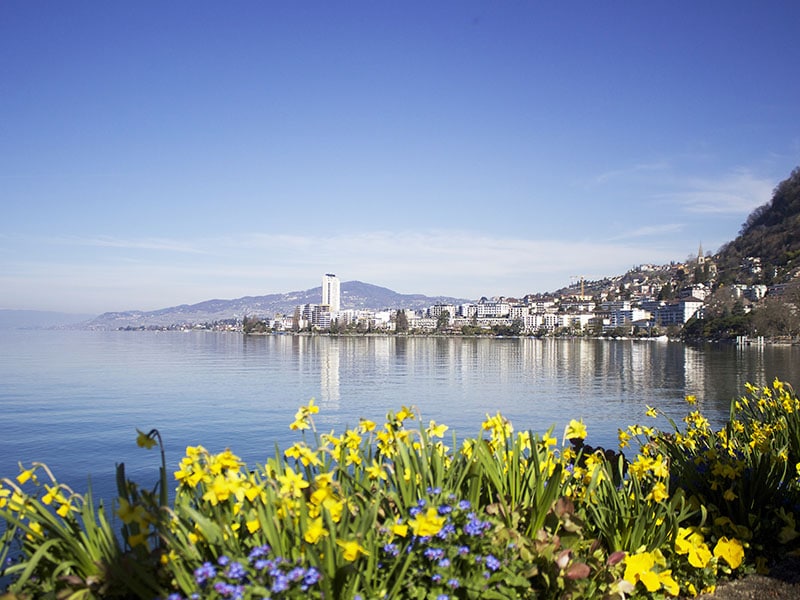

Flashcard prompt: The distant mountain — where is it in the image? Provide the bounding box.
[84,281,471,330]
[0,309,96,330]
[716,166,800,284]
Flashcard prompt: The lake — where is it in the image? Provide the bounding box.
[2,330,799,503]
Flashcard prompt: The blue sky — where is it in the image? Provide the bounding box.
[2,1,799,314]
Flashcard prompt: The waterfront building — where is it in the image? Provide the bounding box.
[655,297,704,327]
[322,273,341,313]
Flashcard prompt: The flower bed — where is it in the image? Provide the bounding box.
[2,381,800,599]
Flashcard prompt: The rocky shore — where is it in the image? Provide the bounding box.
[696,556,800,599]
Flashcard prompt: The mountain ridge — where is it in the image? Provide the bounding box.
[83,281,471,330]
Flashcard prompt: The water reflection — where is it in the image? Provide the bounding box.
[2,331,799,505]
[295,337,800,449]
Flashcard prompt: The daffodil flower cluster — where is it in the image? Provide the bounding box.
[4,380,800,599]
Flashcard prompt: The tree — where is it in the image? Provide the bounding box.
[435,310,451,332]
[243,315,268,334]
[395,309,409,334]
[751,296,800,339]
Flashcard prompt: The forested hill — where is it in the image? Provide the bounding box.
[715,166,800,284]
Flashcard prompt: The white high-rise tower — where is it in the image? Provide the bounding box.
[322,273,341,313]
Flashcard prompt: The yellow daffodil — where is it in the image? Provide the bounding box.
[136,429,157,449]
[56,501,74,518]
[16,467,36,485]
[41,485,67,506]
[277,466,309,499]
[285,443,322,467]
[365,460,387,481]
[358,418,376,432]
[541,431,557,448]
[26,521,44,541]
[117,497,149,525]
[304,517,329,544]
[647,481,669,503]
[395,405,415,422]
[290,411,311,431]
[565,419,587,441]
[391,521,409,538]
[618,429,631,448]
[246,517,261,534]
[408,507,446,537]
[337,539,369,561]
[426,420,448,438]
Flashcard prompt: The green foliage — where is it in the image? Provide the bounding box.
[646,381,800,560]
[0,463,161,599]
[4,382,800,598]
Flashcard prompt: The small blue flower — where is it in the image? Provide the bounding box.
[485,554,501,572]
[436,523,456,539]
[254,558,270,571]
[226,561,246,581]
[457,545,470,556]
[438,558,451,568]
[424,547,445,561]
[432,573,443,584]
[194,562,217,585]
[217,555,230,567]
[248,545,270,560]
[447,578,460,589]
[457,500,471,510]
[303,567,321,587]
[213,582,235,596]
[464,517,488,536]
[271,574,290,594]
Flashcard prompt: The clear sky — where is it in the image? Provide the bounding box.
[2,1,800,314]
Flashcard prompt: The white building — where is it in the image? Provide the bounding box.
[322,273,341,313]
[655,297,704,326]
[476,300,510,318]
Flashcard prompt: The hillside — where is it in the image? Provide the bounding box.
[84,281,470,330]
[716,166,800,284]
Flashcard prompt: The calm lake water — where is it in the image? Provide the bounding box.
[2,330,799,502]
